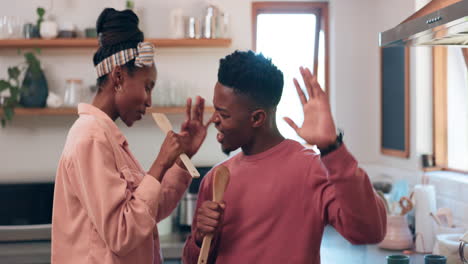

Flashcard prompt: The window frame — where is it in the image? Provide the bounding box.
[251,1,330,97]
[433,46,468,173]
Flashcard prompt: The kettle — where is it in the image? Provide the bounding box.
[176,192,197,230]
[175,167,212,231]
[460,232,468,263]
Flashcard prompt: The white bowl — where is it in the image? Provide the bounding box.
[434,233,467,264]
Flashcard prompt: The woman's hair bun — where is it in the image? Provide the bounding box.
[96,8,143,47]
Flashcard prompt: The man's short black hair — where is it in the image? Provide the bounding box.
[217,50,284,108]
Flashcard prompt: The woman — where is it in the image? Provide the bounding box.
[51,8,211,264]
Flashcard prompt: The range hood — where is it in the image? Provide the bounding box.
[380,0,468,46]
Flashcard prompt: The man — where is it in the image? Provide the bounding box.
[183,50,386,264]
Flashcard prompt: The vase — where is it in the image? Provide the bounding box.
[19,67,48,108]
[378,215,414,250]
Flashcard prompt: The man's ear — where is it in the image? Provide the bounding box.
[110,66,124,87]
[250,109,267,128]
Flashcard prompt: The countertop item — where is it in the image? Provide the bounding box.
[414,184,437,253]
[386,254,410,264]
[373,181,393,194]
[378,215,413,250]
[460,232,468,264]
[434,233,466,263]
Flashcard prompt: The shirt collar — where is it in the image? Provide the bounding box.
[77,103,127,146]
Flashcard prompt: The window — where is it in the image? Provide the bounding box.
[433,47,468,172]
[252,2,329,142]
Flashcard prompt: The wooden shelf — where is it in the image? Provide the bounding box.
[422,167,443,172]
[1,106,215,116]
[0,38,232,49]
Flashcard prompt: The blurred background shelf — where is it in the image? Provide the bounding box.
[0,106,215,116]
[0,38,232,49]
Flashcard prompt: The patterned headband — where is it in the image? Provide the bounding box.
[95,42,155,78]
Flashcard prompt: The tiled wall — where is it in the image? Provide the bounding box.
[363,164,468,229]
[428,171,468,229]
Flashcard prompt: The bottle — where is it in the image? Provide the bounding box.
[203,5,214,39]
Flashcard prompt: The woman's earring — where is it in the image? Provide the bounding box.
[115,85,123,92]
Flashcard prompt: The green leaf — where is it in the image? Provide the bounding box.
[4,107,13,121]
[126,0,134,9]
[0,80,9,92]
[37,7,45,18]
[9,88,20,101]
[25,52,40,67]
[7,67,20,80]
[1,118,5,128]
[24,52,35,64]
[24,52,41,75]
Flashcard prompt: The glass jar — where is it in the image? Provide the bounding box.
[63,79,83,107]
[0,16,22,39]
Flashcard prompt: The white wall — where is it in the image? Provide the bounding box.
[0,0,240,182]
[329,0,433,182]
[371,0,433,176]
[0,0,420,183]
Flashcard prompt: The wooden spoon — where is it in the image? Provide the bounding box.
[436,207,454,227]
[152,113,200,178]
[197,165,230,264]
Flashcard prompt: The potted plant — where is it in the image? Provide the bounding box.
[36,7,45,37]
[0,67,21,127]
[0,50,45,127]
[126,0,135,10]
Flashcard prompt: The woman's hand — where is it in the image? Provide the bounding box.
[149,131,185,181]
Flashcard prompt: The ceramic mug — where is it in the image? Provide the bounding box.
[40,20,58,39]
[387,255,410,264]
[23,23,39,38]
[424,254,447,264]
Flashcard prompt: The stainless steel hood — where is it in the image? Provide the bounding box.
[380,0,468,46]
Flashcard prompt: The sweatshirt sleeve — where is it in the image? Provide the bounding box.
[70,136,161,257]
[319,144,387,244]
[155,164,192,223]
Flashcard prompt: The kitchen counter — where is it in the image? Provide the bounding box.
[321,226,425,263]
[0,232,190,264]
[0,227,427,263]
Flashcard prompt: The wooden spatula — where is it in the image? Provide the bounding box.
[197,165,230,264]
[152,113,200,178]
